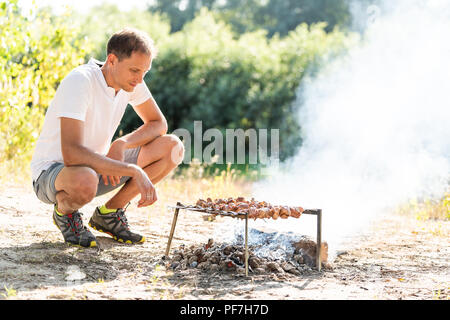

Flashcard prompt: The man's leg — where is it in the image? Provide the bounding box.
[54,166,99,214]
[48,166,99,247]
[103,134,184,209]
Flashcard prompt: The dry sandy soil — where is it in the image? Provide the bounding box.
[0,181,448,300]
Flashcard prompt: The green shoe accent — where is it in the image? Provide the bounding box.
[98,204,117,215]
[54,204,64,216]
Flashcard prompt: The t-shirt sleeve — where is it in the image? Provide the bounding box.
[129,82,152,107]
[53,72,91,121]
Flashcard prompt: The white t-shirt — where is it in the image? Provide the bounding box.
[30,58,152,181]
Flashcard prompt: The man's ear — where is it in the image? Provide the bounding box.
[106,53,118,67]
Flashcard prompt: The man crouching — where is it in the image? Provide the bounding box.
[30,28,184,247]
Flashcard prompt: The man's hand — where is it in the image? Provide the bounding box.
[102,139,126,186]
[131,165,158,207]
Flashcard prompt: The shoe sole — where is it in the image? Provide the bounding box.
[88,220,145,244]
[53,216,97,248]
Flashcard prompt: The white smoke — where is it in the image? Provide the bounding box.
[248,0,450,258]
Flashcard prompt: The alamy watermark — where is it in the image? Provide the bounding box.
[172,121,279,166]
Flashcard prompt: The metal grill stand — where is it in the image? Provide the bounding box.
[165,202,323,276]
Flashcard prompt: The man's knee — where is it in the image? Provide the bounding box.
[162,134,185,165]
[67,167,98,204]
[156,134,184,166]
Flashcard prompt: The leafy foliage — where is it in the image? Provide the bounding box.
[0,1,90,170]
[0,2,355,177]
[116,9,353,160]
[148,0,352,36]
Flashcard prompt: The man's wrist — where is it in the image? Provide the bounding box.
[128,163,143,178]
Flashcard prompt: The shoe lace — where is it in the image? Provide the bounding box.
[67,211,86,236]
[116,208,130,230]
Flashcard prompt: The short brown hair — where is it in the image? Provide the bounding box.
[106,27,157,60]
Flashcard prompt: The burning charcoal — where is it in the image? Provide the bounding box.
[236,196,246,202]
[294,254,304,264]
[172,254,183,262]
[248,257,261,269]
[234,251,244,262]
[223,245,234,256]
[280,262,296,273]
[197,262,210,270]
[288,268,301,276]
[208,255,220,265]
[173,250,184,259]
[253,267,266,274]
[194,247,204,257]
[201,252,212,262]
[210,264,220,272]
[236,266,246,275]
[205,238,214,249]
[224,259,237,270]
[266,262,284,273]
[292,238,329,266]
[188,255,198,265]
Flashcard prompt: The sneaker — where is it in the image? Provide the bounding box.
[88,207,145,244]
[52,206,97,248]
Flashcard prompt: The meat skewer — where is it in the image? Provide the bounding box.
[194,197,303,220]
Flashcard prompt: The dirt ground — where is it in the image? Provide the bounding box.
[0,181,448,300]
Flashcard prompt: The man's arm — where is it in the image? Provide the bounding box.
[60,117,157,207]
[112,97,168,150]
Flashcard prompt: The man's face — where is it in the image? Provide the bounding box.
[110,51,152,92]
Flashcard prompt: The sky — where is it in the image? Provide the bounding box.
[18,0,154,14]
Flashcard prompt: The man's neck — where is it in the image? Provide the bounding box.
[100,64,120,95]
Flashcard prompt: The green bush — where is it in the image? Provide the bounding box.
[0,1,91,174]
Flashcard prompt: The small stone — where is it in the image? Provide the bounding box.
[170,262,180,269]
[190,261,198,268]
[266,262,284,273]
[223,245,234,255]
[210,264,220,272]
[294,254,304,264]
[172,255,182,262]
[188,256,198,264]
[223,259,236,270]
[281,262,295,272]
[197,262,209,270]
[236,266,246,274]
[208,256,220,264]
[194,247,204,256]
[253,267,265,274]
[206,238,214,248]
[248,257,261,269]
[287,268,301,276]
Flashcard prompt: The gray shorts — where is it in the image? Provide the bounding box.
[32,147,141,205]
